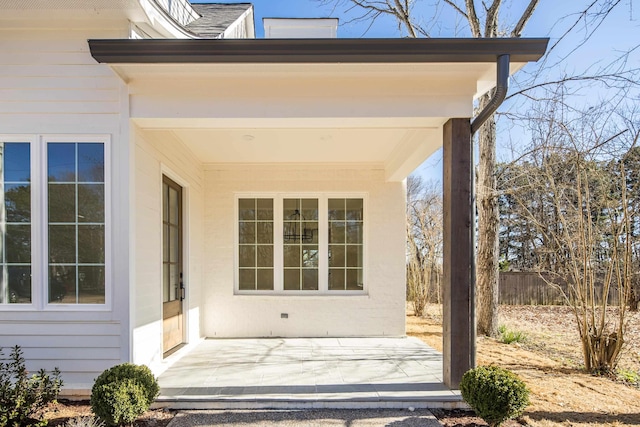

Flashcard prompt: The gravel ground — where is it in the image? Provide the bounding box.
[166,409,442,426]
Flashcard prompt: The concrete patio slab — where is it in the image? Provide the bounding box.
[155,337,464,409]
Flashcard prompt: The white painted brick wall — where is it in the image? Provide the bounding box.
[203,165,406,338]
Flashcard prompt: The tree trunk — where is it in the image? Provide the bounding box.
[476,93,499,337]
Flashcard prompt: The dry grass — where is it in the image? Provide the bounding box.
[407,304,640,427]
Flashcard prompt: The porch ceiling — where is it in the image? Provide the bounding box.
[109,38,548,180]
[141,126,440,166]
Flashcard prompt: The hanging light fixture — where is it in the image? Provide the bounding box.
[283,209,315,242]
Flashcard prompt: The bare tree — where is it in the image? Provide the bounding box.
[316,0,635,337]
[406,175,443,316]
[503,97,639,371]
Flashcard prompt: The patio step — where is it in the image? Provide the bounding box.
[153,394,467,410]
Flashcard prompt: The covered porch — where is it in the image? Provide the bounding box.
[154,337,462,409]
[88,37,548,392]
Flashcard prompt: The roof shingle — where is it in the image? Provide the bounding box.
[186,3,252,38]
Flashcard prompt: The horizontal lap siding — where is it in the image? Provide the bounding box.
[0,31,124,134]
[0,28,129,392]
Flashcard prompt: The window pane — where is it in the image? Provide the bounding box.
[5,184,30,223]
[303,222,318,244]
[4,143,30,182]
[346,245,363,268]
[6,224,31,263]
[346,222,363,244]
[239,269,255,290]
[283,245,300,267]
[163,224,169,262]
[283,198,299,219]
[48,143,76,182]
[302,269,318,290]
[78,266,105,304]
[78,225,105,264]
[346,269,364,290]
[169,187,179,224]
[284,269,300,290]
[239,199,255,220]
[78,143,104,182]
[5,266,31,304]
[329,269,345,290]
[78,184,104,222]
[302,246,318,268]
[48,184,75,223]
[49,265,74,303]
[256,199,273,220]
[301,199,318,220]
[328,199,345,220]
[329,245,345,268]
[163,183,169,222]
[256,246,273,268]
[239,222,255,244]
[239,245,255,268]
[329,222,345,243]
[169,226,179,262]
[256,269,274,290]
[256,222,273,244]
[283,221,299,242]
[49,225,76,264]
[346,199,363,220]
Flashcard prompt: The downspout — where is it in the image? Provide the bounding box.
[468,53,510,369]
[471,54,511,135]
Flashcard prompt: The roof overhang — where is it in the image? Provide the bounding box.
[89,37,548,64]
[89,37,548,181]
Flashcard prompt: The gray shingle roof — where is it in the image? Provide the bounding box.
[186,3,252,38]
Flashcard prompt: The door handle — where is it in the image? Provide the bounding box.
[180,272,185,301]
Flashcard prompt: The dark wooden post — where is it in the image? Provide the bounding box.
[442,118,475,388]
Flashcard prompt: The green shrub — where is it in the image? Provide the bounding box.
[460,365,530,427]
[498,325,527,344]
[0,345,63,427]
[90,363,159,426]
[91,379,147,426]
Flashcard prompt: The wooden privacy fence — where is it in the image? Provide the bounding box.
[499,272,621,305]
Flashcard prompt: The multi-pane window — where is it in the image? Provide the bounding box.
[48,143,105,304]
[328,199,364,290]
[0,143,31,304]
[237,196,364,293]
[283,199,319,291]
[238,198,274,290]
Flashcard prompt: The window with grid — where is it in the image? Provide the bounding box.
[238,198,274,290]
[0,142,31,304]
[328,198,364,291]
[236,196,365,293]
[48,142,105,304]
[283,198,319,291]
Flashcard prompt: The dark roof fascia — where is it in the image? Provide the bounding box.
[88,37,549,64]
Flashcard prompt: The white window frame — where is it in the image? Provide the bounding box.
[234,193,367,296]
[0,134,111,311]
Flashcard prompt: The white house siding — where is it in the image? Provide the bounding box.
[204,165,406,338]
[0,27,131,394]
[132,128,204,373]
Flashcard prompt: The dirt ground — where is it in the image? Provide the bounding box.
[407,304,640,426]
[42,304,640,426]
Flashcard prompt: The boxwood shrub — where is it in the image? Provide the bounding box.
[459,365,530,427]
[90,363,159,426]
